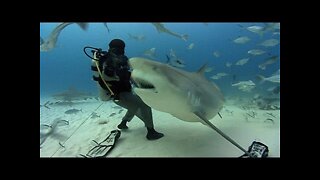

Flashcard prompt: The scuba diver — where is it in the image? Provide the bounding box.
[88,39,164,140]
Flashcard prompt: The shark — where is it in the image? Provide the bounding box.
[129,57,253,156]
[40,22,88,52]
[52,87,96,102]
[129,57,224,123]
[151,23,188,41]
[40,118,69,147]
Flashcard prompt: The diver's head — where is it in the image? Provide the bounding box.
[108,39,125,55]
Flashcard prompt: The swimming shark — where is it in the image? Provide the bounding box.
[52,87,96,101]
[40,22,88,52]
[129,57,252,156]
[40,118,69,146]
[151,23,188,41]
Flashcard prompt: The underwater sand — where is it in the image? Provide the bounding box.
[40,97,280,157]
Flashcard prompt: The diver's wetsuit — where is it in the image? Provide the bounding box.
[97,51,154,128]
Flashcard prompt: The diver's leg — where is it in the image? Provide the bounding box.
[114,92,164,140]
[117,110,135,129]
[114,93,136,129]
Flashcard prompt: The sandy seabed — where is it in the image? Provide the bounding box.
[40,96,280,158]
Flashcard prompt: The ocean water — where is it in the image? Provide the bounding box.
[40,22,280,99]
[40,23,280,157]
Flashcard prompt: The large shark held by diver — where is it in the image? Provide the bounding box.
[129,57,253,157]
[130,57,224,123]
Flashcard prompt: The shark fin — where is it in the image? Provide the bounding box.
[152,23,163,33]
[76,23,88,31]
[181,34,189,41]
[196,64,208,76]
[40,36,44,45]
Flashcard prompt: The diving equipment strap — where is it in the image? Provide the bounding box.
[93,52,114,96]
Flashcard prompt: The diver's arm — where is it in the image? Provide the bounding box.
[98,85,111,101]
[101,73,120,81]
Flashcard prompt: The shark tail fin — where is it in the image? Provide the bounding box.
[181,34,189,41]
[76,23,88,31]
[40,36,44,45]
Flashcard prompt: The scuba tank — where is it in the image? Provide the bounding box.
[91,50,101,82]
[84,46,119,101]
[88,48,113,101]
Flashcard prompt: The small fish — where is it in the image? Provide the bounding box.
[128,33,146,41]
[40,101,50,109]
[233,36,250,44]
[90,112,100,119]
[248,49,266,56]
[257,74,280,83]
[235,58,250,66]
[204,66,213,73]
[59,142,65,148]
[64,108,82,114]
[51,101,74,107]
[98,119,109,125]
[264,118,275,124]
[232,80,256,92]
[225,62,232,67]
[264,23,280,31]
[210,73,228,80]
[109,112,116,117]
[143,48,156,58]
[266,112,277,118]
[187,43,194,50]
[272,32,280,36]
[246,25,265,36]
[216,72,228,77]
[213,51,220,58]
[259,39,279,47]
[258,56,279,70]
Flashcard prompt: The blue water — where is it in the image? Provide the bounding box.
[40,22,280,98]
